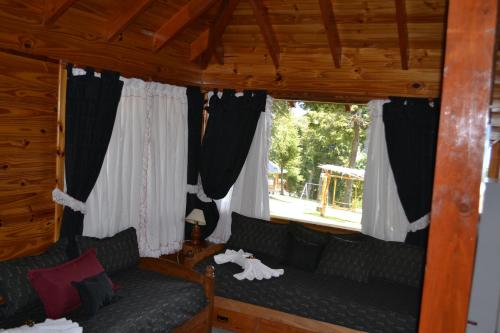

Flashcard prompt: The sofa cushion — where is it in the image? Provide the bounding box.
[370,239,425,288]
[1,268,207,333]
[226,212,288,262]
[317,237,373,283]
[75,227,139,275]
[72,272,115,317]
[28,248,108,318]
[196,254,419,333]
[288,223,330,246]
[0,239,68,320]
[285,235,323,272]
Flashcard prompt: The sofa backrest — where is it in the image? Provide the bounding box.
[314,233,426,288]
[369,239,425,288]
[0,239,69,320]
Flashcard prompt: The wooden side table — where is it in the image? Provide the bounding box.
[161,240,224,269]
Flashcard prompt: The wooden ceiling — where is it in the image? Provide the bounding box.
[0,0,448,102]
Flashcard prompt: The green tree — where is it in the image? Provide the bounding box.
[300,103,369,205]
[270,101,301,195]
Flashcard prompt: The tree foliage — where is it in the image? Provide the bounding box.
[270,100,302,194]
[269,100,369,200]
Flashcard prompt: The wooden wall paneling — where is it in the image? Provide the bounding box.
[0,51,58,261]
[0,3,202,88]
[54,61,66,242]
[419,0,498,331]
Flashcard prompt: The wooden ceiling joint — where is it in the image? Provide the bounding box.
[199,0,240,69]
[106,0,155,41]
[43,0,77,26]
[248,0,280,70]
[152,0,219,52]
[395,0,409,70]
[318,0,342,68]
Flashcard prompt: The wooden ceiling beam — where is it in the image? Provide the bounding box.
[248,0,280,69]
[199,0,240,69]
[43,0,77,26]
[152,0,218,52]
[214,42,224,65]
[318,0,342,68]
[395,0,409,70]
[106,0,155,41]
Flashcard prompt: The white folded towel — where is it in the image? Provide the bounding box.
[214,249,284,281]
[1,318,82,333]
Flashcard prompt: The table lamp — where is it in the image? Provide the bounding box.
[186,208,206,246]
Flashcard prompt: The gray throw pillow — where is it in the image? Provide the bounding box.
[75,227,139,275]
[226,212,288,262]
[0,239,68,319]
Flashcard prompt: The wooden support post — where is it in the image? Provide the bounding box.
[332,176,338,208]
[419,0,498,331]
[54,61,67,242]
[488,141,500,179]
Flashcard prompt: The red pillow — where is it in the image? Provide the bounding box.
[28,248,107,319]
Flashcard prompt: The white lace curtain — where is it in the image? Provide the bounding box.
[361,100,429,241]
[83,78,188,256]
[207,96,273,243]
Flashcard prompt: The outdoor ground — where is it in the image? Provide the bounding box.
[269,194,362,231]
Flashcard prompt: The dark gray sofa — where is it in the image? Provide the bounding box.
[196,212,425,333]
[0,228,211,333]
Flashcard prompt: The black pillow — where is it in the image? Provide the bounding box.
[75,227,139,275]
[72,272,115,317]
[288,223,330,246]
[285,235,324,272]
[226,212,288,262]
[370,238,425,288]
[0,239,68,320]
[317,237,373,283]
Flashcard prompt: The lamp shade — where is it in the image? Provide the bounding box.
[185,208,206,226]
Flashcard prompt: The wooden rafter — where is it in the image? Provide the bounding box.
[43,0,77,26]
[106,0,154,41]
[419,0,498,331]
[248,0,280,69]
[318,0,342,68]
[395,0,409,70]
[199,0,240,69]
[152,0,218,52]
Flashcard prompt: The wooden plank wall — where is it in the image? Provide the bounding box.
[0,52,58,261]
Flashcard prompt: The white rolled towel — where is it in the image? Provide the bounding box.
[233,258,284,281]
[1,318,82,333]
[214,249,284,281]
[214,249,252,265]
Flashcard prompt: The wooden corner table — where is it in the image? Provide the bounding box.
[161,240,224,269]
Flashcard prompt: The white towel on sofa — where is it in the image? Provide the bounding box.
[0,318,82,333]
[214,249,284,280]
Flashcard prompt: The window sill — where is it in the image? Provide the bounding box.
[269,213,362,232]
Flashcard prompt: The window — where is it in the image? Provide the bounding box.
[269,100,369,231]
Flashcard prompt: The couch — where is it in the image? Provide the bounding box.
[0,228,214,333]
[196,212,425,333]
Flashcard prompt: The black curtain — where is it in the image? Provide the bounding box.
[185,86,219,240]
[186,86,204,185]
[383,97,439,246]
[200,89,267,199]
[60,65,123,242]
